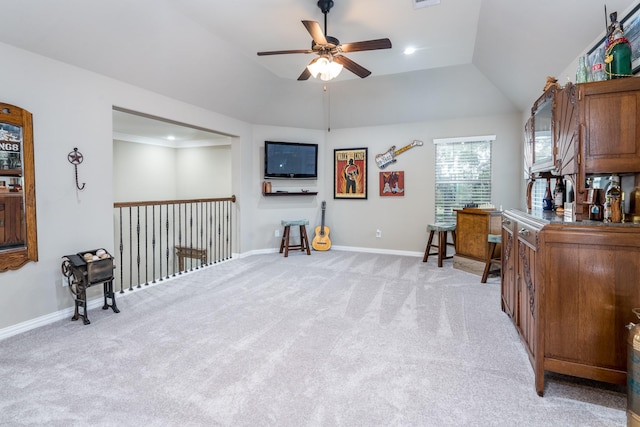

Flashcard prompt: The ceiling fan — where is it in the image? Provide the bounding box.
[257,0,392,81]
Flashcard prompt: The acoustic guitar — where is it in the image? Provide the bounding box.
[312,201,331,251]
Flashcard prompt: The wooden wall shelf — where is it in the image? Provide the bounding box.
[262,192,317,197]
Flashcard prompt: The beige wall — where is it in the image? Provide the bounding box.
[113,140,231,202]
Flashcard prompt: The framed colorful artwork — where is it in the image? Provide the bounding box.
[379,171,404,197]
[334,147,367,199]
[621,3,640,74]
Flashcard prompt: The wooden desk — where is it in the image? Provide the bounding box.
[453,208,502,273]
[175,246,207,271]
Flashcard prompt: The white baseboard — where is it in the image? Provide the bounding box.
[0,297,106,341]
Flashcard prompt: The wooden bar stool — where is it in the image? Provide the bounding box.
[279,220,311,257]
[422,223,456,267]
[481,233,502,283]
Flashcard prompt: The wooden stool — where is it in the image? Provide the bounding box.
[481,233,502,283]
[423,223,456,267]
[279,220,311,257]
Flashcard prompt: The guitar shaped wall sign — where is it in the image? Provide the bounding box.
[312,201,331,251]
[375,140,423,169]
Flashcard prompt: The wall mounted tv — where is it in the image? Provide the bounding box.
[264,141,318,179]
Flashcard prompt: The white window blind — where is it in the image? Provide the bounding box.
[434,136,494,223]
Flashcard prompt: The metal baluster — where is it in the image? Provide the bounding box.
[158,203,163,281]
[216,202,222,261]
[118,207,124,293]
[195,202,200,270]
[165,203,170,279]
[136,206,141,288]
[152,205,157,283]
[199,201,204,268]
[189,202,194,271]
[208,201,213,265]
[172,203,176,277]
[227,200,232,260]
[128,207,133,291]
[225,200,230,260]
[178,203,183,274]
[145,206,149,286]
[217,201,221,263]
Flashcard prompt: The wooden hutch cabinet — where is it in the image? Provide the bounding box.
[504,78,640,396]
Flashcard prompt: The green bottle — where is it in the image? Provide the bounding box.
[606,40,632,78]
[605,11,632,79]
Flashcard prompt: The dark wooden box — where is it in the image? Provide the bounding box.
[79,249,114,284]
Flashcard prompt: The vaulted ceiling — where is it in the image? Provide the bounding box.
[0,0,636,131]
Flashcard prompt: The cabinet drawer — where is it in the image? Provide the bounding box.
[501,215,516,234]
[516,223,538,249]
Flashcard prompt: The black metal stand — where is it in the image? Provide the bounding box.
[62,250,119,325]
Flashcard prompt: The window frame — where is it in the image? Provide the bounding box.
[433,135,495,223]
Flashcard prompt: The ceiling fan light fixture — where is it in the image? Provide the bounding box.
[307,56,343,81]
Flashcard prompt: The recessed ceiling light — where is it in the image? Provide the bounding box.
[167,135,176,141]
[404,47,416,55]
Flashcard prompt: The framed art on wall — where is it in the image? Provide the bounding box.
[379,171,404,196]
[334,147,367,199]
[621,3,640,74]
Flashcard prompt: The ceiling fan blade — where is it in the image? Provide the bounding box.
[302,20,328,45]
[340,38,392,53]
[333,55,371,78]
[297,67,312,81]
[257,49,313,56]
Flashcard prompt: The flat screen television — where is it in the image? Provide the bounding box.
[264,141,318,179]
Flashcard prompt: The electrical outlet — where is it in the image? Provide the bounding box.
[376,229,382,238]
[275,229,280,237]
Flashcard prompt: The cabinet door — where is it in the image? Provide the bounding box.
[543,230,640,379]
[555,83,579,175]
[516,227,538,359]
[581,81,640,173]
[501,218,516,319]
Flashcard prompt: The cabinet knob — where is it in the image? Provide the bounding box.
[518,228,530,236]
[502,219,511,225]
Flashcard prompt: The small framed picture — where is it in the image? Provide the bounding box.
[379,171,404,197]
[334,147,367,199]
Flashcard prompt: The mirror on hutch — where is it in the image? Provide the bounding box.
[0,103,38,271]
[530,86,556,174]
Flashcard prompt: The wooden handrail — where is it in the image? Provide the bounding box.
[114,195,236,208]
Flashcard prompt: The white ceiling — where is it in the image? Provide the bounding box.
[0,0,637,137]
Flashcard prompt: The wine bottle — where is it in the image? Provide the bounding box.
[589,189,603,221]
[542,178,553,211]
[553,178,564,210]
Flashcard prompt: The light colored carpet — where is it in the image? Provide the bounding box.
[0,251,626,426]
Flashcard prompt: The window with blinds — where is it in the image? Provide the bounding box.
[434,136,494,223]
